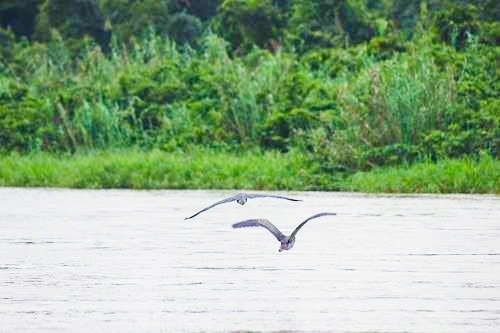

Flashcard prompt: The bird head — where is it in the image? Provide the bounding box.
[279,238,295,252]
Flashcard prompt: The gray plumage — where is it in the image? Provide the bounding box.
[184,193,302,220]
[232,212,336,252]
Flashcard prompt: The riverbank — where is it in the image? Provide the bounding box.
[0,150,498,194]
[345,154,500,194]
[0,149,332,190]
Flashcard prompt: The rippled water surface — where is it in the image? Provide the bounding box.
[1,188,499,332]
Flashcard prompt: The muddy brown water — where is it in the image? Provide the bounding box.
[1,188,499,332]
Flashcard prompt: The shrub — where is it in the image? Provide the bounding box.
[307,39,462,171]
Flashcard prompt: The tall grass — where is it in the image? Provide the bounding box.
[1,150,497,193]
[338,44,456,146]
[312,40,463,170]
[344,154,500,194]
[377,49,455,146]
[0,149,332,190]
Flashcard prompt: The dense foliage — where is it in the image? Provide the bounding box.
[1,0,499,177]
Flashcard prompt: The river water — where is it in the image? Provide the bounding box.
[0,188,499,332]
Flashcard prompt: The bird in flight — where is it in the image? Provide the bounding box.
[185,193,302,220]
[232,212,336,252]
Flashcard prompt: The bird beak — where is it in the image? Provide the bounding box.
[279,248,283,252]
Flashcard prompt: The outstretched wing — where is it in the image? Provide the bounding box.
[246,193,302,202]
[290,212,336,239]
[232,219,286,242]
[185,195,240,220]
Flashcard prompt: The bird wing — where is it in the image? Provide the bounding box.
[185,195,240,220]
[290,212,336,239]
[232,219,286,242]
[245,193,302,202]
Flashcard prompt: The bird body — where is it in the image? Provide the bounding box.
[185,193,301,220]
[232,212,336,252]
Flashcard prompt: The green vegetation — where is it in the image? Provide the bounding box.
[1,1,499,192]
[0,149,333,190]
[346,154,500,193]
[1,150,498,193]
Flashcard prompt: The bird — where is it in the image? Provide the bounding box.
[184,193,302,220]
[232,212,336,252]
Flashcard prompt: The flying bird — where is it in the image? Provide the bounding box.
[184,193,302,220]
[232,212,336,252]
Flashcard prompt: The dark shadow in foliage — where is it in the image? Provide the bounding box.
[171,0,220,21]
[99,1,203,46]
[99,0,170,43]
[168,12,202,45]
[434,4,480,49]
[0,0,40,38]
[480,0,500,21]
[217,0,286,54]
[339,1,376,44]
[35,0,110,52]
[261,108,319,151]
[476,0,500,46]
[390,0,421,36]
[288,0,376,52]
[367,33,406,60]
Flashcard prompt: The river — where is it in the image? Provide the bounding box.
[1,188,499,332]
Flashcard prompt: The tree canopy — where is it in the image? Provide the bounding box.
[1,0,498,51]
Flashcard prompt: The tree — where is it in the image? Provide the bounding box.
[287,0,376,51]
[168,11,202,44]
[171,0,221,21]
[216,0,286,53]
[35,0,110,50]
[99,0,170,42]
